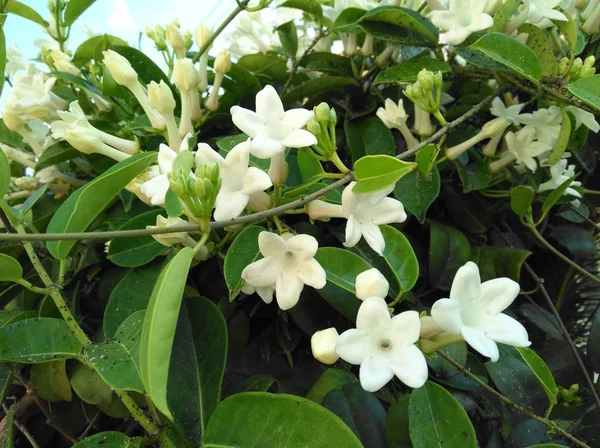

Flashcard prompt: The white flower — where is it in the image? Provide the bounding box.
[565,106,600,133]
[195,140,272,220]
[431,261,531,362]
[166,24,186,59]
[523,0,567,25]
[230,85,317,158]
[5,45,28,77]
[342,182,407,255]
[429,0,494,45]
[538,159,582,204]
[242,283,276,304]
[148,80,180,150]
[355,268,390,301]
[336,297,428,391]
[140,136,193,206]
[147,215,197,247]
[376,98,419,149]
[489,97,525,124]
[241,232,326,310]
[206,50,232,112]
[505,127,552,172]
[173,59,200,136]
[518,106,562,146]
[311,328,340,365]
[49,49,81,76]
[63,125,130,162]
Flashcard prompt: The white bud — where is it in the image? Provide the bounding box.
[268,152,288,186]
[174,59,199,91]
[214,50,232,74]
[166,24,186,58]
[355,268,390,301]
[148,215,196,247]
[103,50,138,88]
[248,191,272,212]
[419,316,443,339]
[148,80,176,114]
[311,328,340,365]
[195,24,213,48]
[64,126,129,161]
[306,200,344,221]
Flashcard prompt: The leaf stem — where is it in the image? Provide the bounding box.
[437,351,591,448]
[14,279,51,295]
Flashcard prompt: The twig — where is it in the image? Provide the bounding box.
[282,27,330,95]
[567,204,600,233]
[2,404,40,448]
[437,351,592,448]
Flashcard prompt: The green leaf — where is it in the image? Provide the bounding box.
[554,11,577,59]
[491,0,519,32]
[306,368,356,405]
[518,24,557,77]
[4,0,47,26]
[375,59,451,84]
[516,347,558,405]
[167,298,228,444]
[297,148,324,182]
[224,225,264,301]
[203,392,363,447]
[386,394,411,448]
[344,117,395,163]
[354,155,416,194]
[415,144,438,177]
[468,32,542,83]
[164,188,183,217]
[393,166,440,223]
[428,221,471,290]
[1,402,14,447]
[0,25,5,99]
[455,158,492,192]
[243,374,278,392]
[104,263,162,337]
[541,174,577,215]
[359,6,438,43]
[277,20,298,56]
[380,225,419,293]
[0,364,13,405]
[333,7,367,32]
[547,108,571,165]
[107,209,166,268]
[409,381,477,448]
[567,75,600,111]
[279,0,323,18]
[314,247,372,321]
[301,52,353,76]
[35,142,80,171]
[70,363,113,406]
[236,53,288,82]
[510,185,535,217]
[15,185,47,218]
[139,247,195,420]
[0,318,83,363]
[46,152,157,260]
[72,432,129,447]
[0,145,10,196]
[283,76,358,104]
[63,0,96,26]
[470,246,530,282]
[72,34,128,66]
[0,254,22,282]
[588,308,600,372]
[30,361,73,402]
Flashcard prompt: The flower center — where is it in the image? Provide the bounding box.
[379,339,392,351]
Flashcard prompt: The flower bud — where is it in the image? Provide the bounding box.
[355,268,389,301]
[14,176,40,191]
[306,200,344,221]
[306,116,321,137]
[148,80,176,114]
[268,153,288,186]
[314,102,331,123]
[419,316,443,339]
[195,24,213,48]
[329,107,337,126]
[557,57,569,75]
[206,162,220,184]
[148,215,196,247]
[194,176,207,199]
[166,23,186,58]
[145,26,156,40]
[311,328,340,365]
[417,69,434,91]
[103,50,138,88]
[570,57,583,74]
[248,191,272,212]
[214,50,232,74]
[433,71,443,89]
[584,55,595,69]
[174,59,199,91]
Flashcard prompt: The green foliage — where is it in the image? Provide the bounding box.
[375,59,451,84]
[568,75,600,111]
[429,221,471,290]
[344,117,395,162]
[63,0,97,26]
[0,254,22,281]
[224,225,264,301]
[354,155,416,193]
[359,6,439,43]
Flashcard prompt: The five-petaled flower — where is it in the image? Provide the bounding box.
[429,0,493,45]
[336,297,428,392]
[241,231,326,310]
[431,261,531,362]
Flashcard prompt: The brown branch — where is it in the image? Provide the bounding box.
[2,404,40,448]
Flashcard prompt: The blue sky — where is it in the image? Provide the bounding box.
[5,0,235,62]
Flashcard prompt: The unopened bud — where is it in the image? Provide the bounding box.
[314,102,331,123]
[355,268,389,301]
[196,24,213,48]
[306,116,321,136]
[103,50,138,88]
[206,162,220,184]
[584,55,595,69]
[558,57,569,75]
[173,59,199,91]
[329,108,337,126]
[417,69,434,91]
[214,50,232,74]
[571,57,583,74]
[311,328,339,365]
[14,176,40,191]
[195,176,207,199]
[166,23,186,58]
[148,80,176,114]
[433,71,443,88]
[248,191,272,212]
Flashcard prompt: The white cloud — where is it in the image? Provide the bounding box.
[107,0,139,31]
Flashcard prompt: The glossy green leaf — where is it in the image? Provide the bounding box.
[277,20,298,56]
[0,254,22,282]
[393,166,440,223]
[510,185,535,217]
[541,174,577,215]
[554,11,576,59]
[409,381,477,448]
[297,148,324,182]
[354,155,416,193]
[380,225,419,293]
[415,144,438,178]
[283,76,358,104]
[470,246,530,282]
[203,392,362,447]
[63,0,97,26]
[0,318,83,363]
[301,52,353,76]
[243,374,278,392]
[491,0,519,32]
[70,363,113,406]
[279,0,323,18]
[107,209,166,268]
[35,143,78,174]
[588,308,600,372]
[516,347,558,405]
[468,33,542,83]
[4,0,47,26]
[224,225,264,301]
[104,262,162,337]
[344,117,395,163]
[547,108,571,165]
[164,187,183,217]
[306,368,356,405]
[567,75,600,111]
[333,7,367,32]
[139,247,195,420]
[314,247,372,321]
[30,361,73,402]
[167,298,228,444]
[386,394,411,448]
[46,152,156,260]
[15,185,48,217]
[519,24,557,77]
[72,34,128,66]
[72,432,129,447]
[428,221,471,290]
[375,59,451,84]
[455,158,492,192]
[359,6,438,43]
[237,53,288,81]
[0,144,10,196]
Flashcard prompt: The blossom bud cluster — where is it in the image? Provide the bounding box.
[306,102,338,159]
[558,56,596,81]
[404,69,444,115]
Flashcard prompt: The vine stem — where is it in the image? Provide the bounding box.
[437,351,592,448]
[282,27,330,95]
[0,86,510,243]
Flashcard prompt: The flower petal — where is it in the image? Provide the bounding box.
[335,329,371,365]
[140,174,170,206]
[430,298,463,335]
[282,108,313,130]
[195,142,224,167]
[157,144,177,173]
[391,310,421,344]
[370,198,407,225]
[449,261,481,303]
[485,313,531,348]
[361,222,386,256]
[275,273,304,310]
[344,215,362,248]
[281,129,318,148]
[359,355,395,392]
[256,286,275,304]
[214,190,249,221]
[241,167,272,195]
[461,325,500,362]
[241,257,280,288]
[255,85,285,120]
[224,140,251,173]
[479,277,520,314]
[296,258,326,289]
[258,231,288,258]
[390,345,428,388]
[230,106,265,138]
[356,296,392,333]
[287,233,319,260]
[341,182,358,217]
[250,136,285,158]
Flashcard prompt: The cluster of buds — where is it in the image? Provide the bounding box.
[146,23,170,51]
[166,22,193,60]
[557,383,582,408]
[558,56,596,81]
[403,70,445,125]
[206,51,232,112]
[306,102,338,160]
